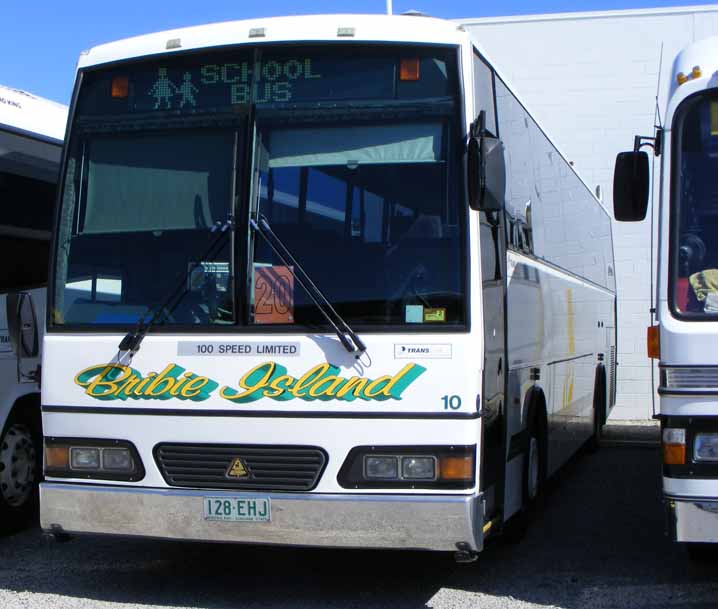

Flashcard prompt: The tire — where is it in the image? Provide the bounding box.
[503,409,547,543]
[524,412,547,509]
[587,368,606,453]
[0,412,41,532]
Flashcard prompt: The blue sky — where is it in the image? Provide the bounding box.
[4,0,715,104]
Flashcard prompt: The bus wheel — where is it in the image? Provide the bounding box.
[503,411,546,543]
[525,415,546,506]
[0,415,39,529]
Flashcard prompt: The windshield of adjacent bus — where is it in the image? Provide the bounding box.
[671,92,718,317]
[51,45,465,329]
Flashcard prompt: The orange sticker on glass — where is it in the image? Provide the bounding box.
[254,265,294,324]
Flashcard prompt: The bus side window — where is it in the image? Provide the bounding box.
[473,50,497,137]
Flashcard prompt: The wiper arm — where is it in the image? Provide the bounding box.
[250,215,366,357]
[118,216,233,355]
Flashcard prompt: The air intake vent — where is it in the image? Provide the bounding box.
[608,345,617,405]
[155,444,327,492]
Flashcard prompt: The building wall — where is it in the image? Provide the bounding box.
[461,5,718,419]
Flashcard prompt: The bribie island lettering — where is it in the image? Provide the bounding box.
[74,362,426,404]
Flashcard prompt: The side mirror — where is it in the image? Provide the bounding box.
[6,292,39,358]
[613,151,649,221]
[468,135,506,212]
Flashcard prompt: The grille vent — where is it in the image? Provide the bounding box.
[608,345,617,405]
[154,444,327,492]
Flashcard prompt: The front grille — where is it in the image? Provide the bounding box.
[154,444,327,491]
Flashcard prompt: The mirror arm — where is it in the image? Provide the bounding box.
[634,132,662,157]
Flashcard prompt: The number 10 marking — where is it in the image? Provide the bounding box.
[442,395,462,410]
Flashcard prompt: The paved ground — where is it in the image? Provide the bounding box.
[1,422,717,609]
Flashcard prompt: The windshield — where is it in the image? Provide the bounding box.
[52,45,465,329]
[671,92,718,318]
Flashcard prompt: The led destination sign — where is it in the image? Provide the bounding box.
[77,49,452,116]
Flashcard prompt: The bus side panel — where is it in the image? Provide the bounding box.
[495,75,616,520]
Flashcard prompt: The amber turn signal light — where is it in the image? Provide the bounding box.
[439,455,474,481]
[400,58,420,81]
[45,445,69,469]
[647,325,660,359]
[663,444,686,465]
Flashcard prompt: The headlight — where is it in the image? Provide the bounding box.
[694,433,718,462]
[45,438,144,482]
[70,447,101,470]
[340,446,474,489]
[401,456,436,480]
[364,456,399,479]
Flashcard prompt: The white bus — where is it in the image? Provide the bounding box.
[614,37,718,556]
[0,85,66,528]
[41,14,616,558]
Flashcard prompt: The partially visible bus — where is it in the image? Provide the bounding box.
[614,37,718,557]
[41,14,615,559]
[0,85,67,528]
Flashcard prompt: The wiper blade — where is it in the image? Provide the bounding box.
[118,216,233,355]
[250,215,366,357]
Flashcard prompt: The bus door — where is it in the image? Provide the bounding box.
[479,208,507,519]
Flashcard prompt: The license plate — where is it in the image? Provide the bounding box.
[203,496,271,522]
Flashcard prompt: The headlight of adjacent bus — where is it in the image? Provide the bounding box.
[45,438,144,482]
[694,434,718,462]
[339,446,475,489]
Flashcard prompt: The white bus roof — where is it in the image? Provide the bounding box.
[77,14,468,69]
[0,85,67,144]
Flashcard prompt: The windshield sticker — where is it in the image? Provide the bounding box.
[74,362,425,404]
[405,305,423,324]
[394,344,452,360]
[177,342,300,357]
[423,308,447,323]
[254,265,294,324]
[188,261,230,293]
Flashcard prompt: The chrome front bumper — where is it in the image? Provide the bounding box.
[668,497,718,543]
[40,483,484,552]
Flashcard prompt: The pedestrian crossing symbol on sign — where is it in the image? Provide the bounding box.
[226,457,249,479]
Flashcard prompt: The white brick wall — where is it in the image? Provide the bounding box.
[461,5,718,419]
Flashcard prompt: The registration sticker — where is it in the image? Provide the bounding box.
[423,307,447,323]
[405,305,424,323]
[203,496,271,522]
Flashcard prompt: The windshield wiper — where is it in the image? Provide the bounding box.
[118,216,233,355]
[250,215,366,357]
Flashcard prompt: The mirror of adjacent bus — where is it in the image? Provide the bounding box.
[613,151,649,221]
[6,292,39,358]
[467,135,505,212]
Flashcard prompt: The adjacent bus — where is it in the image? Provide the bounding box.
[0,85,66,528]
[41,14,616,558]
[614,37,718,555]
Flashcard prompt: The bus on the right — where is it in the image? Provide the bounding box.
[615,36,718,558]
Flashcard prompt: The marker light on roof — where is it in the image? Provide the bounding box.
[249,28,265,38]
[337,27,355,37]
[165,38,181,50]
[692,65,702,79]
[400,58,420,81]
[111,76,129,99]
[677,72,689,85]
